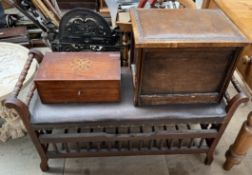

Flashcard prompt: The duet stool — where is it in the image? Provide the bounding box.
[4,50,249,172]
[129,9,250,106]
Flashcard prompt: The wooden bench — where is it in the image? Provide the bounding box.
[4,50,248,171]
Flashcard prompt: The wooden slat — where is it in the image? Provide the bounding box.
[128,141,132,150]
[107,142,112,150]
[149,140,154,149]
[159,139,163,149]
[96,142,101,151]
[76,142,80,152]
[32,118,225,129]
[63,143,70,153]
[167,139,173,149]
[188,138,194,148]
[198,138,205,148]
[139,140,144,150]
[178,139,183,149]
[52,143,58,152]
[47,147,209,158]
[39,130,219,144]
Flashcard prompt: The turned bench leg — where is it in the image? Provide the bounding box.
[223,112,252,170]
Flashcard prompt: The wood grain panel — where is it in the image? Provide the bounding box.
[34,52,121,103]
[36,80,120,103]
[208,0,252,91]
[141,48,235,94]
[210,0,252,40]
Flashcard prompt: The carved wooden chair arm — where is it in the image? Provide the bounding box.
[5,97,31,124]
[10,49,43,99]
[4,49,44,122]
[225,76,249,118]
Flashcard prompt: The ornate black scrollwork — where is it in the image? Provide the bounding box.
[58,8,119,51]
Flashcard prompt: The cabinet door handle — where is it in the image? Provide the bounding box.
[242,55,252,65]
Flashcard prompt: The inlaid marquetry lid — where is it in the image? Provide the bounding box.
[34,52,120,81]
[130,9,250,48]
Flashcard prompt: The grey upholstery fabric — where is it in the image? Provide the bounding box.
[29,68,227,124]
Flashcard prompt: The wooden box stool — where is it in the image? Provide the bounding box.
[130,9,249,106]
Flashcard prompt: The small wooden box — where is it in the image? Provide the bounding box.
[34,52,121,103]
[130,9,249,106]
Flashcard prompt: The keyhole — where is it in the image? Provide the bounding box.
[78,90,81,96]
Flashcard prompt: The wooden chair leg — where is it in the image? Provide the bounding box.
[223,112,252,170]
[204,153,214,165]
[40,159,49,172]
[5,98,49,171]
[29,130,49,172]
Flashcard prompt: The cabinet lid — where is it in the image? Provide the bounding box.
[130,9,250,48]
[34,52,120,81]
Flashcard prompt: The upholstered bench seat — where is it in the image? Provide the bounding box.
[29,68,227,125]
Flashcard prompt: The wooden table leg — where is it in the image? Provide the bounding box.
[202,0,211,8]
[223,112,252,170]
